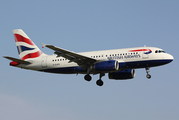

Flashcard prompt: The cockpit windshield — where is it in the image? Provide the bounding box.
[155,50,166,53]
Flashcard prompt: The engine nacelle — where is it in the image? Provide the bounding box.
[108,69,135,80]
[94,60,119,72]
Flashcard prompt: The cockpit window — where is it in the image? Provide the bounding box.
[155,50,166,53]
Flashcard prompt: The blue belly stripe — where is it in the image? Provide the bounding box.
[39,59,173,74]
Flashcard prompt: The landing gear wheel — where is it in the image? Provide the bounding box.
[146,74,151,79]
[145,67,151,79]
[96,79,104,86]
[84,75,92,81]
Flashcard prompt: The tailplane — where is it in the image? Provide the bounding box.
[13,29,44,60]
[3,56,31,66]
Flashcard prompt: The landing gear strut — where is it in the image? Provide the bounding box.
[96,73,105,86]
[145,67,151,79]
[84,67,92,81]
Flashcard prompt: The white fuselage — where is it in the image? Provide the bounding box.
[18,46,173,74]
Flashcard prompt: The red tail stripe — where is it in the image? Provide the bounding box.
[21,51,42,60]
[14,34,35,46]
[129,49,152,52]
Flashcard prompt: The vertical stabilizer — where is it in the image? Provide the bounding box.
[13,29,44,60]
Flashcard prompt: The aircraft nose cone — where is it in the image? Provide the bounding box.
[169,54,174,60]
[167,54,174,63]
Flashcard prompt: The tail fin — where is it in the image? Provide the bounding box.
[13,29,44,60]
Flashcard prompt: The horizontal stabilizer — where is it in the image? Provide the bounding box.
[3,56,31,65]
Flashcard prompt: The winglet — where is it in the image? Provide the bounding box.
[41,43,46,48]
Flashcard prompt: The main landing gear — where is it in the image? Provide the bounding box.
[84,73,105,86]
[145,67,151,79]
[96,73,105,86]
[84,67,92,81]
[84,74,92,81]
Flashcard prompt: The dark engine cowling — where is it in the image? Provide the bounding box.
[94,60,119,71]
[108,69,135,80]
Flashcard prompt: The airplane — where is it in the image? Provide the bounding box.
[4,29,174,86]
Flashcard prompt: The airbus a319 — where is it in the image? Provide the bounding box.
[4,29,174,86]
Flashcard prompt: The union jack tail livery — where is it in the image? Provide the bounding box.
[13,29,44,60]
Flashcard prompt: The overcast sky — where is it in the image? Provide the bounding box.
[0,0,179,120]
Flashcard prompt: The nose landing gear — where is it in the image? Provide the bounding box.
[145,67,151,79]
[146,74,151,79]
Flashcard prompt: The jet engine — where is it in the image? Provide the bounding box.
[108,69,135,80]
[94,60,119,72]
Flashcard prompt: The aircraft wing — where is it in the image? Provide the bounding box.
[42,44,97,68]
[3,56,31,64]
